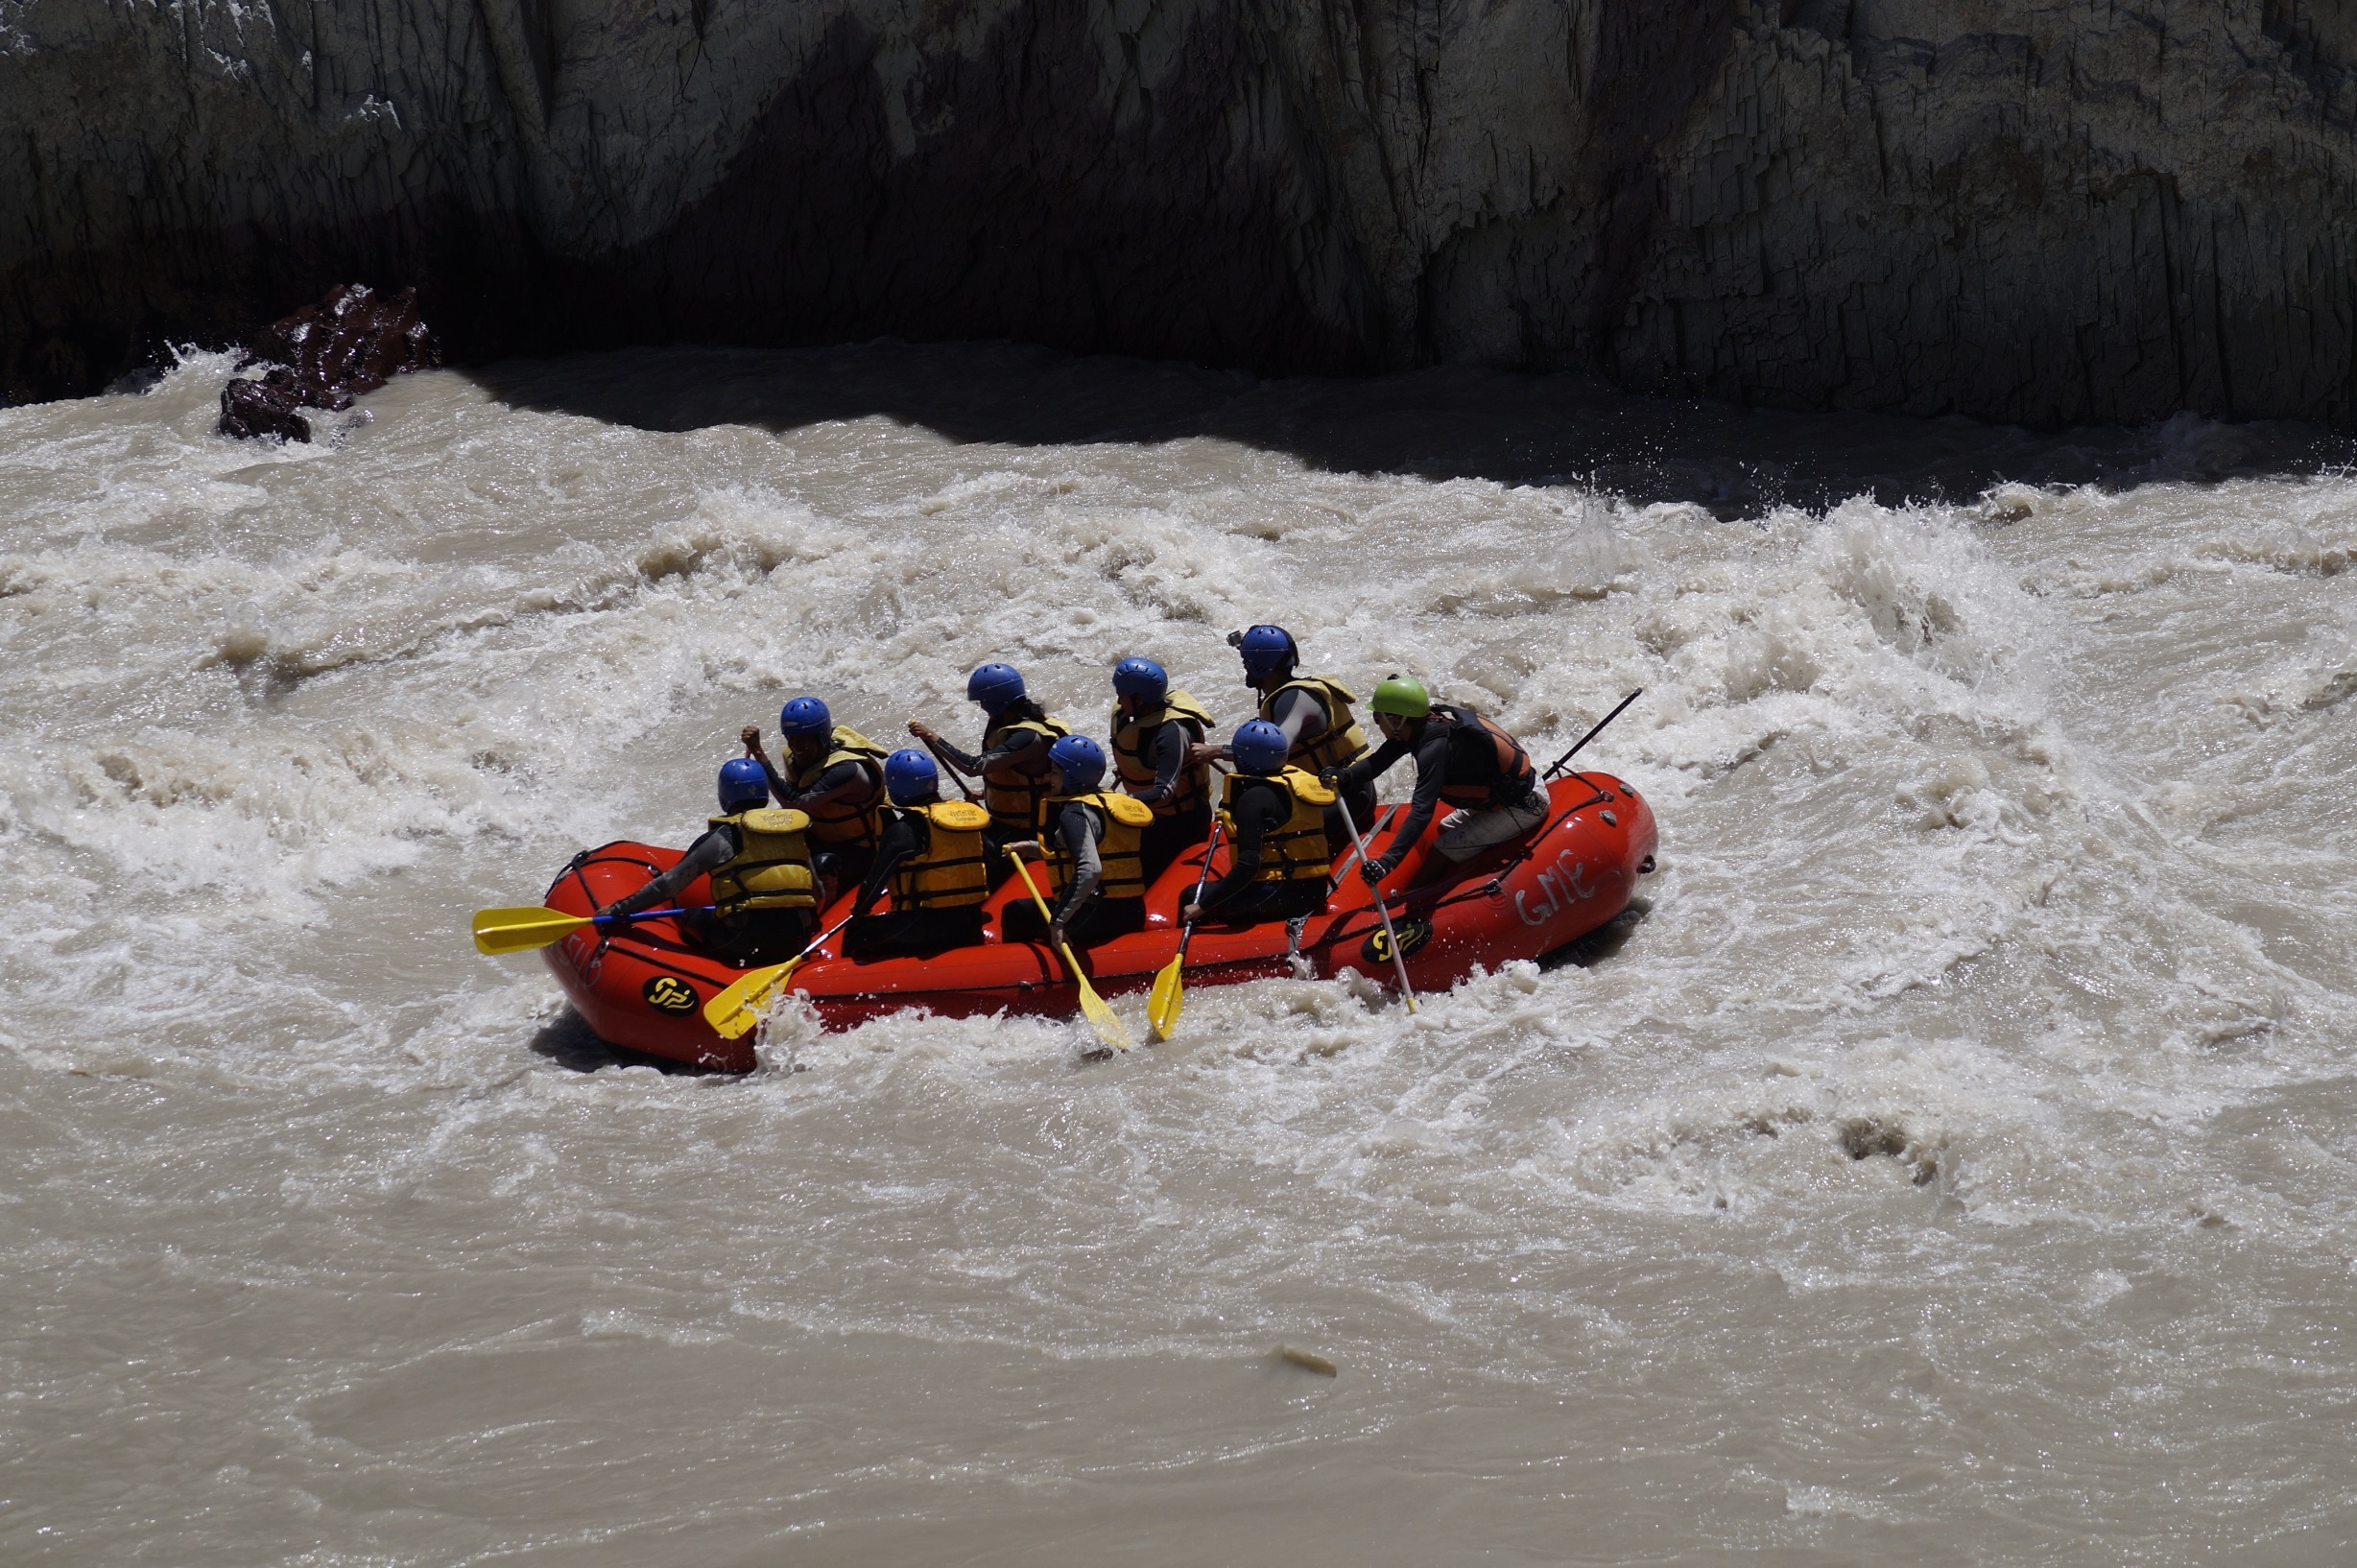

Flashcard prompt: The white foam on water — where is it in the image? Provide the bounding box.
[6,347,2357,1564]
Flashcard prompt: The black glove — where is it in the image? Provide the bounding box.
[594,902,635,926]
[1320,768,1345,789]
[1359,856,1393,886]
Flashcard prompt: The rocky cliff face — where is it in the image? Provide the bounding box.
[6,0,2357,426]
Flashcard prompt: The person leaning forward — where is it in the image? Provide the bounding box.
[1329,676,1547,890]
[1191,623,1375,851]
[1107,655,1216,887]
[596,757,818,966]
[845,748,994,958]
[741,695,890,903]
[909,661,1070,880]
[1183,719,1334,927]
[1001,735,1154,951]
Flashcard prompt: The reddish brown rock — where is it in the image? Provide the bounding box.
[218,368,318,442]
[217,285,439,440]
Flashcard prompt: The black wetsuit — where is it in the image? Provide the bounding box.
[1128,715,1213,887]
[1340,707,1543,869]
[1193,775,1328,924]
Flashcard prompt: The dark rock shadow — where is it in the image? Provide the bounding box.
[527,1005,722,1075]
[464,340,2357,518]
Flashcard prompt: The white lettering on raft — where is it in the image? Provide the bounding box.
[1515,848,1596,927]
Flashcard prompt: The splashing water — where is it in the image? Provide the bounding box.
[4,344,2355,1563]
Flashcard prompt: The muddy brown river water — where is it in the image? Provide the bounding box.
[3,342,2355,1564]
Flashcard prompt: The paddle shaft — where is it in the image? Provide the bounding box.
[1340,805,1418,1012]
[1541,688,1642,781]
[1013,858,1083,966]
[1172,818,1225,962]
[1008,856,1073,959]
[1323,803,1397,896]
[1007,857,1128,1051]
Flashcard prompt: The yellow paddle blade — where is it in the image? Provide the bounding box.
[472,906,593,956]
[703,957,805,1040]
[1064,943,1134,1054]
[1146,956,1183,1041]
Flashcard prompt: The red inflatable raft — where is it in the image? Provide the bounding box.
[539,772,1656,1070]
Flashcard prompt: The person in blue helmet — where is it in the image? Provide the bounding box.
[908,663,1071,880]
[1190,624,1376,852]
[1001,734,1155,950]
[1182,719,1337,927]
[845,749,996,958]
[1107,654,1217,886]
[740,697,890,902]
[596,758,819,965]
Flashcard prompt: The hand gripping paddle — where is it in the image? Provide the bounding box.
[1007,857,1132,1057]
[702,912,860,1040]
[1146,818,1224,1042]
[471,904,707,956]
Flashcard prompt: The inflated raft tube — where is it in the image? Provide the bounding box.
[540,773,1657,1071]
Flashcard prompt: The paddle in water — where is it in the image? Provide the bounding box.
[702,912,860,1040]
[1146,819,1224,1042]
[471,904,709,956]
[1007,857,1132,1057]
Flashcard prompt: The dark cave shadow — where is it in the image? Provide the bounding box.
[527,1004,724,1076]
[463,339,2357,517]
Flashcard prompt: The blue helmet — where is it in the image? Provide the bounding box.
[1233,624,1298,680]
[965,662,1026,713]
[777,696,831,737]
[883,748,939,805]
[1231,719,1289,775]
[717,756,771,812]
[1112,656,1167,701]
[1048,733,1107,793]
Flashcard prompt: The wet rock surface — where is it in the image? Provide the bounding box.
[5,0,2357,425]
[215,286,438,441]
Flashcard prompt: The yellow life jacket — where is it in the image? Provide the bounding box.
[705,808,818,915]
[1264,675,1369,775]
[1035,789,1154,903]
[981,711,1071,834]
[1217,767,1336,885]
[888,799,993,910]
[788,725,890,847]
[1109,689,1216,817]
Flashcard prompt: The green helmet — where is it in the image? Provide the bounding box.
[1369,674,1430,718]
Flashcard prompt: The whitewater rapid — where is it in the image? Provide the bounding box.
[4,343,2355,1564]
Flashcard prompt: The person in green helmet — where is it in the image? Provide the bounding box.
[1327,675,1546,887]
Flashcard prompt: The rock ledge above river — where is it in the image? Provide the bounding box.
[6,0,2357,426]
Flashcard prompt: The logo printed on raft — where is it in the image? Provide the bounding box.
[1515,849,1596,928]
[1364,917,1433,965]
[642,975,699,1014]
